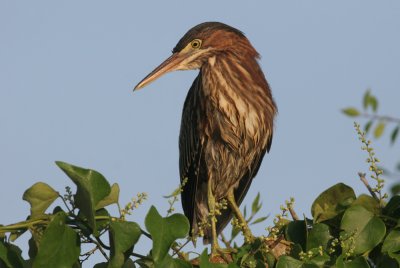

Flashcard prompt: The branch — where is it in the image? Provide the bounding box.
[141,229,152,239]
[361,113,400,124]
[288,207,299,221]
[219,233,232,249]
[358,172,379,200]
[131,252,151,260]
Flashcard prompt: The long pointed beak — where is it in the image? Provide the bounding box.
[134,53,184,91]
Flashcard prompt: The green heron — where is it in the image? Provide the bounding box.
[135,22,277,253]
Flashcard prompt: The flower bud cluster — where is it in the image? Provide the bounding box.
[120,192,148,219]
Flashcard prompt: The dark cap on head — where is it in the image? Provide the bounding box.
[172,22,245,53]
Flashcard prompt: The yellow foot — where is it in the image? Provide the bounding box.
[209,247,234,264]
[243,230,255,244]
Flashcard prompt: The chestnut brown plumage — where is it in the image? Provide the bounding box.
[135,22,277,253]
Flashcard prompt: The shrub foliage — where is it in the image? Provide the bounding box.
[1,110,400,267]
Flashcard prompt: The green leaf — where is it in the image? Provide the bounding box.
[364,120,373,134]
[285,221,307,250]
[382,228,400,253]
[362,90,371,110]
[95,208,111,234]
[391,184,400,196]
[351,194,380,214]
[265,252,276,268]
[369,96,378,112]
[388,252,400,266]
[108,221,141,268]
[94,259,136,268]
[9,229,26,242]
[251,193,261,216]
[96,183,120,210]
[306,254,330,267]
[383,195,400,218]
[0,241,26,268]
[306,223,332,251]
[28,235,38,259]
[342,108,360,117]
[374,121,385,138]
[33,212,80,268]
[375,253,399,267]
[276,256,304,268]
[251,216,268,225]
[311,183,356,222]
[145,206,189,264]
[391,126,399,145]
[93,263,108,268]
[336,255,370,268]
[158,254,192,268]
[56,161,111,235]
[22,182,59,218]
[340,205,386,255]
[230,223,240,241]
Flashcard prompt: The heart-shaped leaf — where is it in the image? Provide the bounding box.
[311,183,355,222]
[0,241,26,268]
[23,182,59,218]
[33,212,80,268]
[306,223,332,251]
[145,206,189,264]
[340,205,385,255]
[96,183,120,210]
[382,228,400,253]
[108,221,141,268]
[276,256,304,268]
[56,161,111,235]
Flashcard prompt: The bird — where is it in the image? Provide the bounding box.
[134,22,277,254]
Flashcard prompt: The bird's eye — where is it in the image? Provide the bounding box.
[191,39,202,49]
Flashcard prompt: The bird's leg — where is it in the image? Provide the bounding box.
[207,181,220,254]
[227,189,255,243]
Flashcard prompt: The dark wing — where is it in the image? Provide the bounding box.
[179,75,203,233]
[215,132,273,235]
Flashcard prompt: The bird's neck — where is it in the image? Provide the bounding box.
[198,53,276,149]
[200,54,275,113]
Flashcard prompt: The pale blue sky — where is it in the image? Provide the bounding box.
[1,1,399,266]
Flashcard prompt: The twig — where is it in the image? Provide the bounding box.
[131,252,151,260]
[172,239,190,259]
[361,113,400,124]
[80,246,99,262]
[95,236,111,250]
[141,229,152,239]
[288,207,299,221]
[0,217,50,233]
[358,172,379,200]
[58,194,74,215]
[88,237,109,261]
[219,233,232,249]
[267,235,291,249]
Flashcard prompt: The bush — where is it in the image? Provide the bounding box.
[1,91,400,267]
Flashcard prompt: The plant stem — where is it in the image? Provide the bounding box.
[0,217,50,233]
[288,207,299,221]
[141,229,152,239]
[361,113,400,124]
[358,172,379,200]
[58,194,74,215]
[219,233,232,249]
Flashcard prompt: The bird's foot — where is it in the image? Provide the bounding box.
[209,245,234,264]
[243,228,255,244]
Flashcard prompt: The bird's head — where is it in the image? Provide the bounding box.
[134,22,258,90]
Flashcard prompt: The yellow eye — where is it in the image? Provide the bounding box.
[191,39,202,49]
